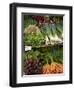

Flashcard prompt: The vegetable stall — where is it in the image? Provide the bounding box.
[23,15,63,75]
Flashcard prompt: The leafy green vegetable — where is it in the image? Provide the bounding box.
[24,33,44,46]
[24,16,37,28]
[56,23,63,38]
[24,50,40,60]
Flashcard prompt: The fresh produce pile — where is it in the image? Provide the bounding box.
[23,47,63,75]
[23,27,45,47]
[23,15,63,75]
[23,15,63,46]
[24,59,43,75]
[43,63,63,74]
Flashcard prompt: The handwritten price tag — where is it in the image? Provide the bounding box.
[25,46,32,51]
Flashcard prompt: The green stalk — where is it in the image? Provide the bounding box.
[46,59,49,64]
[50,56,54,64]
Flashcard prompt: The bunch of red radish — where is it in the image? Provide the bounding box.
[32,16,49,23]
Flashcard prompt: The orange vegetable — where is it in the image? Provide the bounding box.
[42,64,51,74]
[42,63,63,74]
